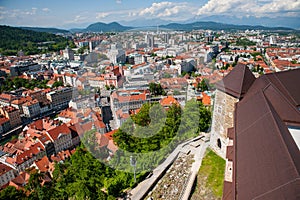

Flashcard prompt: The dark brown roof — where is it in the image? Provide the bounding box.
[246,68,300,107]
[216,63,256,99]
[234,90,300,200]
[226,146,233,161]
[222,181,233,200]
[263,84,300,126]
[227,127,234,140]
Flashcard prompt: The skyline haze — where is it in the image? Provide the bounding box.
[0,0,299,29]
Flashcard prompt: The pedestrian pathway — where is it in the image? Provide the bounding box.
[129,135,207,200]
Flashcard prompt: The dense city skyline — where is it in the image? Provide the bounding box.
[0,0,299,29]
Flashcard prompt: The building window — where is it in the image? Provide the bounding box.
[217,138,222,149]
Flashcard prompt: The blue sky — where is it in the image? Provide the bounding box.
[0,0,299,28]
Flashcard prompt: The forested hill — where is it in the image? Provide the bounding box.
[0,25,75,56]
[19,27,70,34]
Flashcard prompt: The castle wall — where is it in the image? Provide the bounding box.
[210,89,238,158]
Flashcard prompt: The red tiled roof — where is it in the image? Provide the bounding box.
[104,130,117,140]
[0,93,17,102]
[22,99,39,107]
[0,163,13,176]
[201,93,211,106]
[50,149,71,162]
[9,172,30,190]
[47,124,71,141]
[11,96,32,105]
[34,156,50,173]
[160,96,179,107]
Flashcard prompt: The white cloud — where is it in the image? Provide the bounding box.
[96,12,110,19]
[74,15,87,22]
[196,0,300,18]
[139,2,173,16]
[138,1,195,20]
[42,8,50,12]
[116,0,122,4]
[25,7,37,15]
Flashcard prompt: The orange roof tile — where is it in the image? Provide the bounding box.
[34,156,50,173]
[160,96,179,107]
[202,93,211,106]
[47,124,71,141]
[9,172,30,190]
[104,130,117,140]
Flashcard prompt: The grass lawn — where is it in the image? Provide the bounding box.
[190,148,226,200]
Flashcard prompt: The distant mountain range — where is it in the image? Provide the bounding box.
[13,20,298,34]
[159,21,295,31]
[86,22,133,32]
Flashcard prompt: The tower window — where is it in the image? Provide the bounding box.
[217,138,222,149]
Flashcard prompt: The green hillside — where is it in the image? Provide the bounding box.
[0,25,75,56]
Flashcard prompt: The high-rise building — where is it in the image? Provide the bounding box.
[63,46,74,61]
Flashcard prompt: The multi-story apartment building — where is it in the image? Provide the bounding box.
[0,106,22,128]
[0,93,17,107]
[0,117,11,136]
[88,76,105,89]
[10,61,41,77]
[22,99,41,118]
[46,124,73,154]
[110,89,150,128]
[46,87,73,110]
[0,163,16,187]
[0,142,46,173]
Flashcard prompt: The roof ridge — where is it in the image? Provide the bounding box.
[262,83,300,124]
[264,95,300,177]
[273,72,298,106]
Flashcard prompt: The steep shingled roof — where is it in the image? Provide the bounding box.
[216,63,256,99]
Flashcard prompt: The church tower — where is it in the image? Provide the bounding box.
[210,64,255,158]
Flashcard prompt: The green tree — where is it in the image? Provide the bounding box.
[52,81,64,88]
[149,82,165,96]
[197,79,208,91]
[0,186,25,200]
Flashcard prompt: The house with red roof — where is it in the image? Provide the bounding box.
[0,106,22,128]
[46,124,72,154]
[0,93,17,107]
[0,163,16,187]
[110,89,150,128]
[8,171,30,190]
[50,149,72,163]
[11,96,32,114]
[22,99,41,118]
[1,142,46,173]
[160,96,179,108]
[31,155,54,176]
